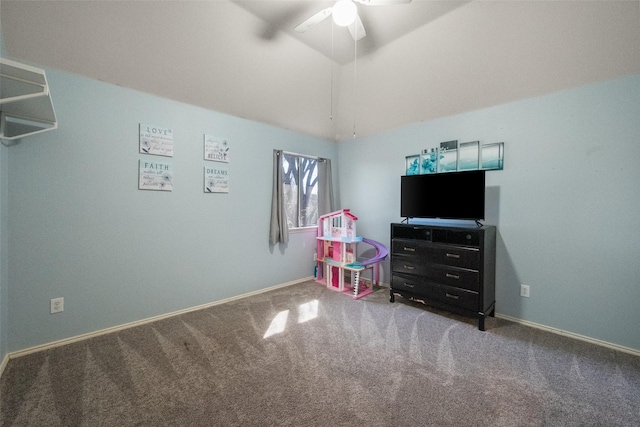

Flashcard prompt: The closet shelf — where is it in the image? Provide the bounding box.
[0,58,57,144]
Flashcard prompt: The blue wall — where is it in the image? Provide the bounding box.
[338,73,640,351]
[4,63,639,355]
[0,22,9,363]
[6,68,337,352]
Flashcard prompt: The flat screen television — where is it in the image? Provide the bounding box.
[401,170,486,220]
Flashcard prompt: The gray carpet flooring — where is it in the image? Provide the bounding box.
[1,281,639,426]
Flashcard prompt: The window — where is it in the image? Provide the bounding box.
[270,150,332,245]
[282,153,318,228]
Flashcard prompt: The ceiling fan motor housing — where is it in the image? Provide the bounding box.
[333,0,358,27]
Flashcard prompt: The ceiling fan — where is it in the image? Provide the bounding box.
[294,0,411,41]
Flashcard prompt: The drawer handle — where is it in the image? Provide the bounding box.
[403,265,416,270]
[446,253,460,259]
[445,273,460,279]
[403,282,415,288]
[403,247,416,252]
[445,293,460,300]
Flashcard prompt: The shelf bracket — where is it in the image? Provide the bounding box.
[0,58,58,145]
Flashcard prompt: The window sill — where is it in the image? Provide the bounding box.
[289,226,318,234]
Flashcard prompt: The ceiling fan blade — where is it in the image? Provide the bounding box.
[348,13,366,41]
[294,8,333,33]
[354,0,411,5]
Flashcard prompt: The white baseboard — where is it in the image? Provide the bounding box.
[495,313,640,357]
[5,277,311,363]
[0,353,9,378]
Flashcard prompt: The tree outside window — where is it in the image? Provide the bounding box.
[282,153,318,228]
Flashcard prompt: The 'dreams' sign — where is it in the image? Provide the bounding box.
[204,167,229,193]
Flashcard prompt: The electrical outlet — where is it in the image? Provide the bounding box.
[50,297,64,314]
[520,284,530,298]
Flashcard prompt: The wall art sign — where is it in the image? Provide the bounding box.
[407,140,505,175]
[139,124,173,157]
[420,148,438,174]
[405,155,420,175]
[204,135,230,163]
[438,140,458,172]
[204,166,229,193]
[138,159,173,191]
[459,141,480,171]
[482,142,504,170]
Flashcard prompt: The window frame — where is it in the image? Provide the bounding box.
[281,151,319,230]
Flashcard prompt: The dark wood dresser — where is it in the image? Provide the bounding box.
[390,223,496,330]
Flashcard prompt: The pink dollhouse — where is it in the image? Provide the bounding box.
[315,209,388,299]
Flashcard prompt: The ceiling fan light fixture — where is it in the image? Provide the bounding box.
[332,0,357,27]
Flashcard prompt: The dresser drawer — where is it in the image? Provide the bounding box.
[391,259,479,291]
[392,239,479,269]
[391,273,479,311]
[422,283,479,311]
[432,229,480,246]
[391,225,433,241]
[391,273,426,293]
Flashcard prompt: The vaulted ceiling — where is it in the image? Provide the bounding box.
[233,0,468,65]
[2,1,639,141]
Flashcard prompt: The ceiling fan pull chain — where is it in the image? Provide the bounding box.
[353,22,358,138]
[330,22,334,121]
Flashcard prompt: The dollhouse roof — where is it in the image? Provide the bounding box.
[319,209,358,221]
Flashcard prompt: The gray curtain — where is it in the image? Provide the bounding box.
[269,150,289,245]
[318,158,334,216]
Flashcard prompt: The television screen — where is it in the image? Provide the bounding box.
[401,170,486,220]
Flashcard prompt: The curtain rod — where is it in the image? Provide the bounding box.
[277,150,326,162]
